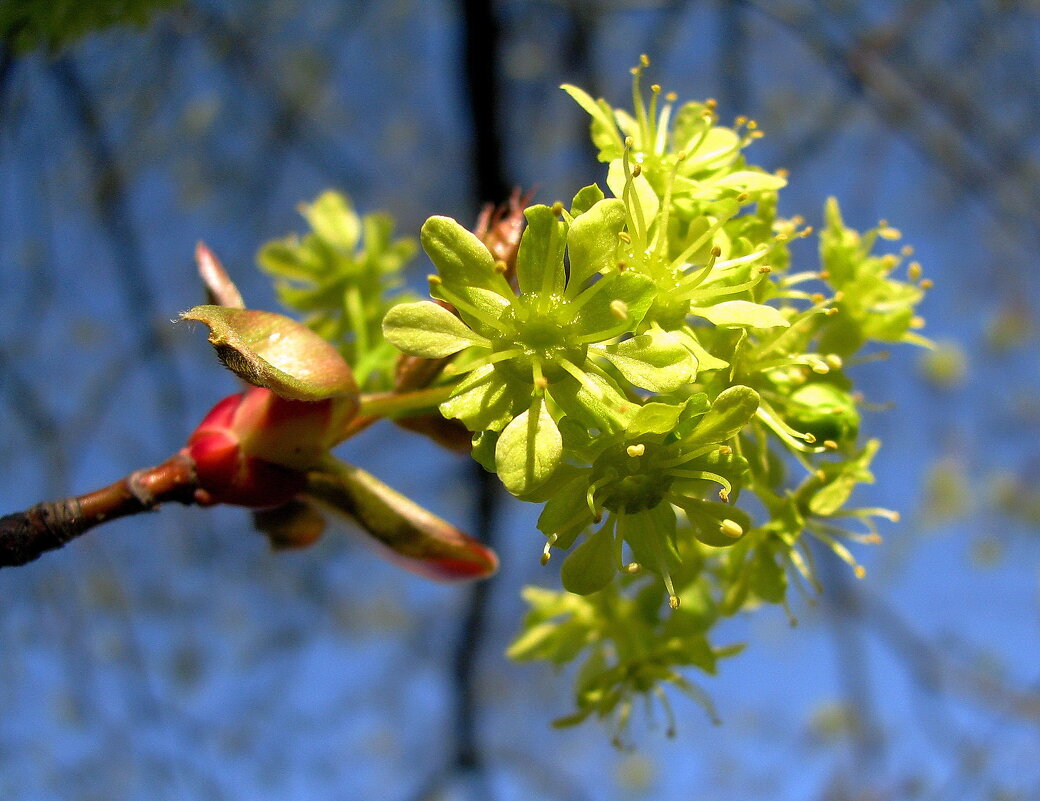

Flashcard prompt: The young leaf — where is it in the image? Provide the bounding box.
[181,305,357,401]
[305,460,499,582]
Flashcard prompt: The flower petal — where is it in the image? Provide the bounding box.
[382,301,489,358]
[495,397,563,498]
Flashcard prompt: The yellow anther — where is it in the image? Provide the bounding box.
[736,192,749,203]
[907,261,922,281]
[626,443,645,458]
[911,315,926,328]
[632,164,642,177]
[718,445,732,455]
[825,353,844,370]
[427,274,442,286]
[720,519,744,539]
[878,225,901,240]
[665,91,677,102]
[920,278,934,290]
[624,135,634,148]
[710,245,722,257]
[623,562,642,574]
[650,83,661,94]
[668,594,680,610]
[618,231,632,244]
[718,488,730,503]
[811,292,826,305]
[639,53,650,67]
[534,376,549,390]
[854,565,867,579]
[811,362,830,375]
[734,115,748,126]
[803,432,817,444]
[759,266,772,274]
[610,299,630,320]
[551,201,564,216]
[494,259,508,274]
[823,439,839,450]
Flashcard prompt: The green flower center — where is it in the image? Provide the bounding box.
[493,296,589,383]
[592,442,674,514]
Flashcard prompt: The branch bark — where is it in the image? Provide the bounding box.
[0,452,198,568]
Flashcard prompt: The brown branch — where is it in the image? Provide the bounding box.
[0,452,199,568]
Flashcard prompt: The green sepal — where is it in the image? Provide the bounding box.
[381,301,489,358]
[440,364,520,432]
[517,205,567,298]
[625,401,685,439]
[566,198,626,293]
[470,429,499,473]
[597,328,696,393]
[421,216,501,292]
[569,271,656,340]
[570,184,605,216]
[560,84,624,161]
[675,500,752,547]
[784,381,860,447]
[495,397,563,497]
[537,473,597,550]
[549,371,633,434]
[181,305,358,401]
[618,503,679,583]
[685,385,760,444]
[694,300,789,329]
[806,438,880,516]
[433,284,512,339]
[560,521,617,595]
[749,545,787,603]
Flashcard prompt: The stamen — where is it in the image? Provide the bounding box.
[720,519,743,539]
[626,443,645,458]
[610,299,630,321]
[540,533,557,565]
